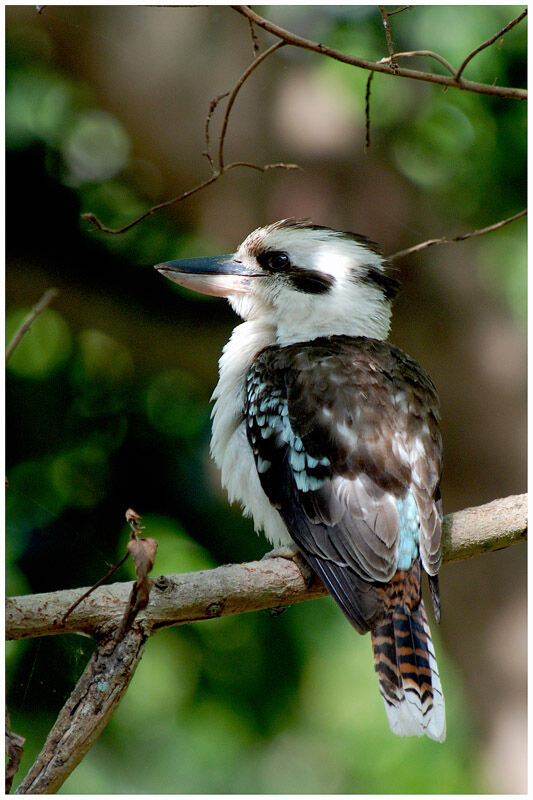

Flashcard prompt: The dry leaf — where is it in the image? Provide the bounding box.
[6,710,25,793]
[127,537,158,584]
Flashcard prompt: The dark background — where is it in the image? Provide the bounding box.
[6,5,526,793]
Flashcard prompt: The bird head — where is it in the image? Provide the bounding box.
[155,219,399,344]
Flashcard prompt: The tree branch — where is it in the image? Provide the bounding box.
[6,494,527,643]
[378,6,399,73]
[83,39,298,236]
[8,493,526,793]
[387,6,413,18]
[388,209,527,262]
[14,630,146,795]
[233,5,526,100]
[218,40,285,171]
[5,289,58,363]
[379,9,528,83]
[82,6,525,237]
[379,50,456,77]
[364,71,374,152]
[441,493,527,563]
[455,8,527,82]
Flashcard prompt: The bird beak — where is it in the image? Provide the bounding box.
[155,254,264,298]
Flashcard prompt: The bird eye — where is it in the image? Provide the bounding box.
[267,251,289,271]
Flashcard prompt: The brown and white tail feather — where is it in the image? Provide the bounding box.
[371,599,446,742]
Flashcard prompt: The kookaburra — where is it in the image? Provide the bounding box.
[156,219,446,742]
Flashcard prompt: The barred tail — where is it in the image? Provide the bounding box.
[371,598,446,742]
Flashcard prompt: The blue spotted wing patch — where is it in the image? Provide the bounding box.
[246,369,331,498]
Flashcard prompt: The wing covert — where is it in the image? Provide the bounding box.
[246,335,443,631]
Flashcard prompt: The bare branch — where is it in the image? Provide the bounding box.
[8,493,526,791]
[5,289,58,363]
[225,160,301,173]
[247,15,260,57]
[232,5,526,100]
[82,6,525,235]
[364,72,374,152]
[455,8,527,82]
[379,50,456,77]
[378,6,399,73]
[14,630,146,795]
[387,6,412,17]
[388,209,527,262]
[6,494,527,643]
[218,40,285,171]
[380,10,527,83]
[83,39,295,235]
[61,552,129,625]
[442,494,527,564]
[82,174,220,234]
[203,91,230,170]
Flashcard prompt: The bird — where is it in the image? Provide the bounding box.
[155,218,446,742]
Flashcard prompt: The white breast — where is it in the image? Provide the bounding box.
[210,318,293,546]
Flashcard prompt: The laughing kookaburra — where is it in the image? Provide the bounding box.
[156,219,446,742]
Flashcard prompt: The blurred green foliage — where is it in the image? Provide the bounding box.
[6,5,525,794]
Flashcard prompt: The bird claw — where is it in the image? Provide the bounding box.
[261,546,315,589]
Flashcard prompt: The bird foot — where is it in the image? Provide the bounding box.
[262,546,315,589]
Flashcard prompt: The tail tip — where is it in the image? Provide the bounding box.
[384,693,446,742]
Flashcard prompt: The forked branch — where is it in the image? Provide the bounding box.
[7,493,527,793]
[232,6,527,100]
[82,7,525,238]
[83,40,299,235]
[233,5,526,99]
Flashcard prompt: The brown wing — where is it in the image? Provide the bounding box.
[246,335,443,632]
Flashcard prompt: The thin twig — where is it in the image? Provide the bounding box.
[232,6,526,100]
[5,288,58,363]
[388,209,526,262]
[364,72,374,152]
[218,40,285,171]
[61,553,129,625]
[225,160,301,173]
[387,5,412,17]
[378,6,398,73]
[84,40,292,235]
[247,15,260,57]
[455,8,527,82]
[82,174,220,234]
[380,50,456,77]
[203,91,230,170]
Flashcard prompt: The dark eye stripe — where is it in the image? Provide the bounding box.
[289,268,334,294]
[359,264,400,300]
[257,249,334,293]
